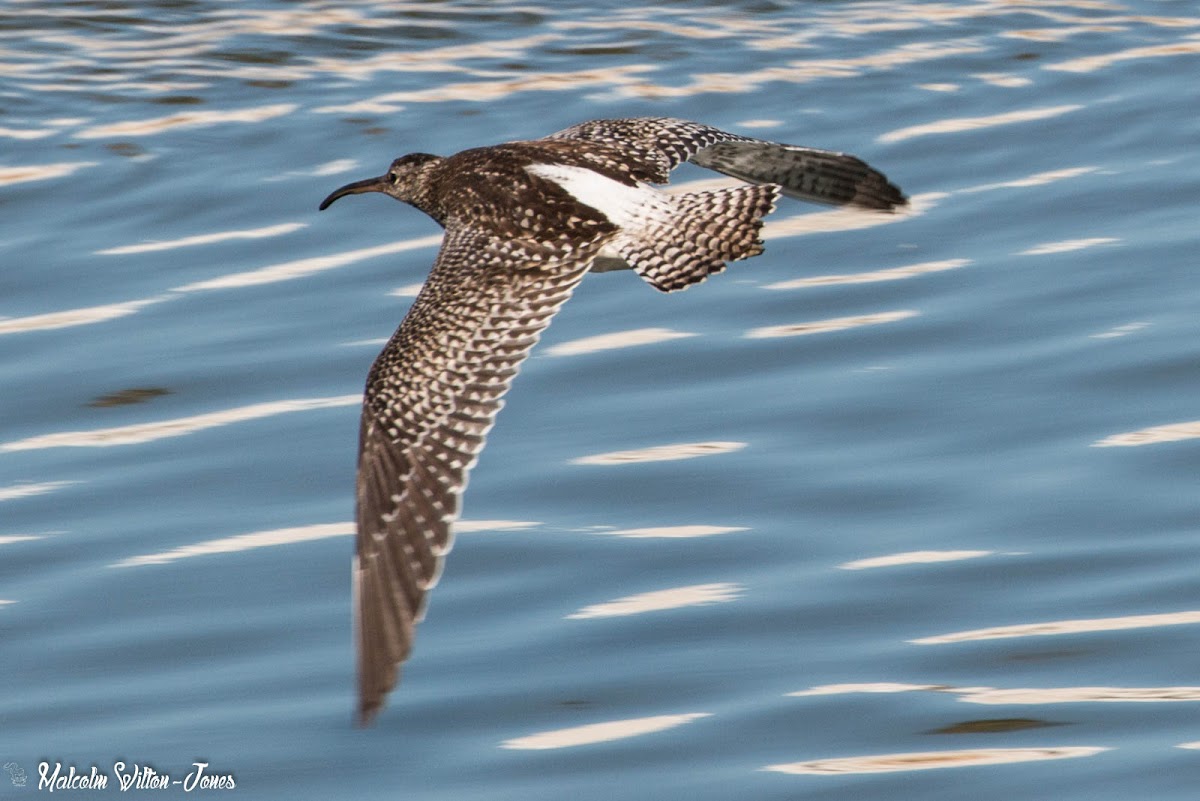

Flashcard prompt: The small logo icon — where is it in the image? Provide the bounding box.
[4,762,28,787]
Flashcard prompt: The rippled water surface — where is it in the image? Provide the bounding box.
[3,1,1199,798]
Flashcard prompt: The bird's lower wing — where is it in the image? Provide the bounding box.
[354,223,607,725]
[545,117,907,210]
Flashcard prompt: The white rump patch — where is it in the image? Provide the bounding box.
[525,162,673,230]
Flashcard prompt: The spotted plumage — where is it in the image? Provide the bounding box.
[318,116,907,725]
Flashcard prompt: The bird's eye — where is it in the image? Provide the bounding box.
[388,172,399,184]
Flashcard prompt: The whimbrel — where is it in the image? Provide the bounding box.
[319,117,906,724]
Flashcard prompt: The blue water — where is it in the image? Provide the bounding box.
[3,1,1199,797]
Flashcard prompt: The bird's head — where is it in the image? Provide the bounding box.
[319,153,443,211]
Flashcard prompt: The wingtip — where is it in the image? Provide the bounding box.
[356,703,380,728]
[882,192,911,213]
[850,179,909,213]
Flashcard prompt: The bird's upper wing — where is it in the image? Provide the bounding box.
[545,117,906,210]
[354,221,609,725]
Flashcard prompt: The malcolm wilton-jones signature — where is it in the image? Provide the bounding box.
[22,761,235,792]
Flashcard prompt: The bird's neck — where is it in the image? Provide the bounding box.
[401,160,449,224]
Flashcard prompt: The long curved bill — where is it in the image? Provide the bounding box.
[319,175,390,210]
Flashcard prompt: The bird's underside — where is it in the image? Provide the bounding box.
[318,116,907,724]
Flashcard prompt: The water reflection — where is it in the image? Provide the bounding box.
[75,103,297,139]
[839,549,993,570]
[745,309,917,339]
[1018,237,1119,256]
[1089,321,1148,339]
[911,610,1200,644]
[566,583,741,619]
[0,480,77,502]
[950,687,1200,704]
[765,258,969,290]
[0,125,57,140]
[761,196,926,238]
[97,223,306,256]
[603,526,747,539]
[321,64,656,108]
[112,522,353,568]
[546,327,697,357]
[0,535,45,545]
[571,441,746,465]
[5,0,1197,123]
[791,683,1200,705]
[1094,420,1200,447]
[306,34,565,87]
[113,518,538,568]
[0,395,360,451]
[389,283,426,298]
[0,161,96,186]
[171,235,442,291]
[765,746,1108,775]
[1047,38,1200,73]
[960,165,1099,193]
[0,297,170,336]
[608,41,987,100]
[792,682,951,697]
[453,520,541,533]
[973,72,1032,88]
[3,219,336,338]
[501,712,711,750]
[877,104,1082,144]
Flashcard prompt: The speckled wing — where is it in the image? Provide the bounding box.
[354,222,608,725]
[546,116,907,210]
[544,117,741,183]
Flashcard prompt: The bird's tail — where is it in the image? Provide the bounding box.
[691,141,907,211]
[617,183,780,293]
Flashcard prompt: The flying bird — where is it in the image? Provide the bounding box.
[318,117,906,724]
